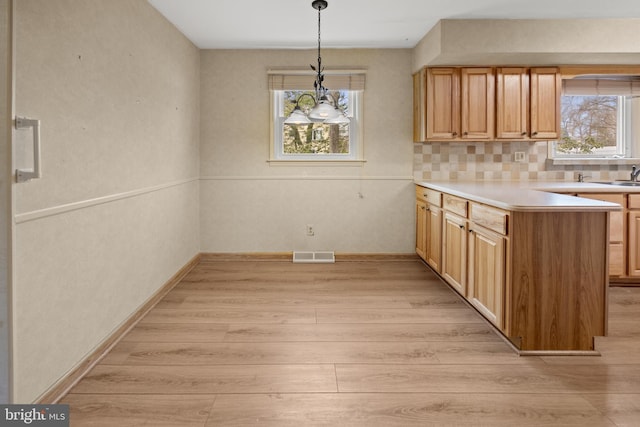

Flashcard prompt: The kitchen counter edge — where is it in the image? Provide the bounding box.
[415,181,623,212]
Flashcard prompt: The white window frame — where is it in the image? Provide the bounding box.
[548,78,640,165]
[270,90,363,163]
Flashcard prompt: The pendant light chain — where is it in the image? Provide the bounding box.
[315,2,325,99]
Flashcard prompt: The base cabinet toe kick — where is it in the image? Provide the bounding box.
[416,183,618,353]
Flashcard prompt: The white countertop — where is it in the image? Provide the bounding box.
[415,181,624,212]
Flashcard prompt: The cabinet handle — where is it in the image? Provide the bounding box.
[15,116,42,183]
[426,207,430,212]
[521,132,527,136]
[459,225,465,229]
[452,132,458,137]
[532,131,538,136]
[463,131,468,136]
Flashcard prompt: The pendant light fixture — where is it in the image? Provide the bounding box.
[284,0,348,125]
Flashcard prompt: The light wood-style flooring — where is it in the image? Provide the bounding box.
[62,259,640,426]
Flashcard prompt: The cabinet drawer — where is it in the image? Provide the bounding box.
[629,194,640,209]
[578,193,624,205]
[416,187,442,207]
[470,203,509,235]
[443,194,468,217]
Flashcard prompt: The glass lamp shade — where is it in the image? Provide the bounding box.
[284,106,311,124]
[308,98,339,120]
[325,110,350,124]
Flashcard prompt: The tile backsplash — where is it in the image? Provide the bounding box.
[414,141,631,182]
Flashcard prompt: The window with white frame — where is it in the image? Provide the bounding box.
[269,70,365,162]
[550,77,640,159]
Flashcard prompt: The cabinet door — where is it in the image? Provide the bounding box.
[578,193,625,276]
[426,205,442,272]
[416,200,427,260]
[426,68,460,140]
[413,68,427,143]
[496,67,529,139]
[442,211,467,295]
[530,67,561,140]
[468,226,505,328]
[628,211,640,277]
[460,67,495,140]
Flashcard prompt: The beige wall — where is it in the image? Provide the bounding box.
[199,49,415,254]
[413,19,640,70]
[12,0,200,402]
[0,0,12,403]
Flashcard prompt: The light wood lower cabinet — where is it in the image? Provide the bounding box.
[468,224,505,329]
[425,205,442,272]
[416,185,609,352]
[415,199,427,260]
[577,193,625,277]
[415,187,442,272]
[442,211,467,295]
[628,210,640,276]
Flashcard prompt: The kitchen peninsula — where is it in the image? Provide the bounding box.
[415,181,622,354]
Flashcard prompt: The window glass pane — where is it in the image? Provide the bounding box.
[284,123,350,154]
[272,90,360,160]
[556,95,622,156]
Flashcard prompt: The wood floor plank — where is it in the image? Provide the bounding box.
[206,393,615,427]
[316,308,482,324]
[60,260,640,425]
[223,323,502,342]
[582,393,640,426]
[61,394,215,427]
[335,364,640,394]
[122,323,229,342]
[173,280,448,296]
[541,337,640,365]
[101,340,526,366]
[101,342,441,365]
[71,365,337,394]
[140,307,316,324]
[155,294,421,309]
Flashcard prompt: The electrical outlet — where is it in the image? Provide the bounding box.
[306,224,314,236]
[514,152,526,162]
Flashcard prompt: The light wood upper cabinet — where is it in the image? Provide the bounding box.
[496,67,529,139]
[425,67,494,141]
[530,67,561,140]
[460,67,495,140]
[496,67,561,140]
[414,66,561,142]
[412,68,427,143]
[426,67,460,140]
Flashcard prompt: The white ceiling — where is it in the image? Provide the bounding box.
[148,0,640,50]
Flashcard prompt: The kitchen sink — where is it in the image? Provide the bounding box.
[595,181,640,186]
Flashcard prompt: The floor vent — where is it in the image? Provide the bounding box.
[292,251,335,263]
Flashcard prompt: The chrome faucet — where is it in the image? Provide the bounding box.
[632,165,640,182]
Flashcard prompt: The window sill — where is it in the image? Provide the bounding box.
[267,159,367,167]
[547,158,640,166]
